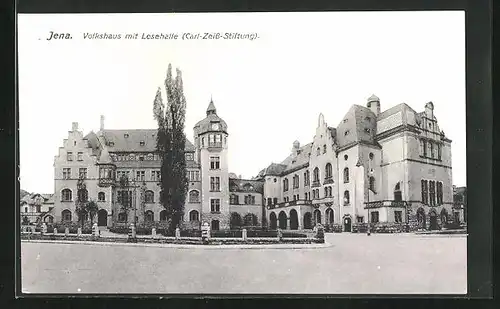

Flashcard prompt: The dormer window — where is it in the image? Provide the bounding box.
[343,119,348,123]
[124,134,129,138]
[140,141,145,146]
[344,130,350,136]
[109,141,115,146]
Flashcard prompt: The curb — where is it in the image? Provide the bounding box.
[21,239,333,250]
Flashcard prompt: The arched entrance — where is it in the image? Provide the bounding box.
[325,208,334,225]
[303,212,312,229]
[269,212,277,229]
[417,207,426,230]
[429,210,438,230]
[97,209,108,226]
[343,216,352,232]
[313,209,321,225]
[278,211,287,229]
[289,209,299,230]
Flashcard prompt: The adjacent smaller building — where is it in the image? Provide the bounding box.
[20,193,55,224]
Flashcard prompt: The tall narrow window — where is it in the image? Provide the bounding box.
[273,198,278,205]
[343,190,350,205]
[316,147,321,156]
[371,211,380,223]
[210,177,221,192]
[437,144,442,160]
[394,182,402,201]
[394,211,403,223]
[323,145,327,154]
[369,176,376,192]
[325,163,332,179]
[430,142,435,158]
[313,168,320,183]
[429,181,436,206]
[343,168,349,183]
[210,199,221,212]
[283,178,289,192]
[421,180,429,204]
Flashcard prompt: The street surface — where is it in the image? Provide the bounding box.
[21,233,467,294]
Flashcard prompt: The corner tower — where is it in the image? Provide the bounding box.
[193,98,229,230]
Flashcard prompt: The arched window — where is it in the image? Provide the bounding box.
[145,190,154,203]
[244,213,258,226]
[159,210,167,222]
[344,190,350,205]
[61,209,72,222]
[325,208,334,224]
[316,147,321,156]
[314,209,321,224]
[77,189,88,203]
[313,167,320,183]
[118,212,127,222]
[189,210,199,221]
[343,168,349,183]
[325,163,332,179]
[61,189,72,202]
[369,176,376,192]
[369,152,374,160]
[394,182,402,201]
[98,192,105,202]
[144,210,154,222]
[45,215,54,223]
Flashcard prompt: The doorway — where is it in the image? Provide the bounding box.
[97,209,108,226]
[429,211,438,230]
[343,217,352,232]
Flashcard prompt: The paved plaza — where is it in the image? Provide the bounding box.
[21,233,467,294]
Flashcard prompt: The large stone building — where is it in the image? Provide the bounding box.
[256,95,456,232]
[50,95,457,232]
[51,99,262,230]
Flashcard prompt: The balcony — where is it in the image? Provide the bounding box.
[207,142,222,149]
[311,181,321,188]
[365,200,409,209]
[98,178,115,187]
[268,199,312,209]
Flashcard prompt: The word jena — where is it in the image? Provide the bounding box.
[46,31,73,40]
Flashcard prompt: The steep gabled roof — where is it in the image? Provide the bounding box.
[98,129,195,152]
[336,105,377,148]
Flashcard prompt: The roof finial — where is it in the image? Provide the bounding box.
[207,96,217,116]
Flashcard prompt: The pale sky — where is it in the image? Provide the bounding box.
[18,11,466,194]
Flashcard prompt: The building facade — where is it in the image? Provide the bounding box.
[20,193,54,224]
[256,95,456,232]
[50,95,456,232]
[51,100,263,230]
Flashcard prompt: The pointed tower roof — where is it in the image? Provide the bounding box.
[367,94,380,103]
[206,97,217,116]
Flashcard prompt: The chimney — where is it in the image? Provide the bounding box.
[100,115,105,131]
[71,122,78,131]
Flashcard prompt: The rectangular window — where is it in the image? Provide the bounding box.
[267,198,272,206]
[371,211,379,223]
[63,168,71,179]
[429,181,436,206]
[136,171,145,181]
[210,156,220,170]
[357,216,364,223]
[273,198,278,205]
[210,199,220,212]
[422,140,427,157]
[437,144,442,160]
[36,205,41,213]
[210,177,220,191]
[421,180,429,205]
[67,152,73,161]
[77,152,83,161]
[394,211,403,223]
[78,168,87,179]
[185,153,194,161]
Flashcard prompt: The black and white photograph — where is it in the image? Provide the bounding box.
[18,11,467,295]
